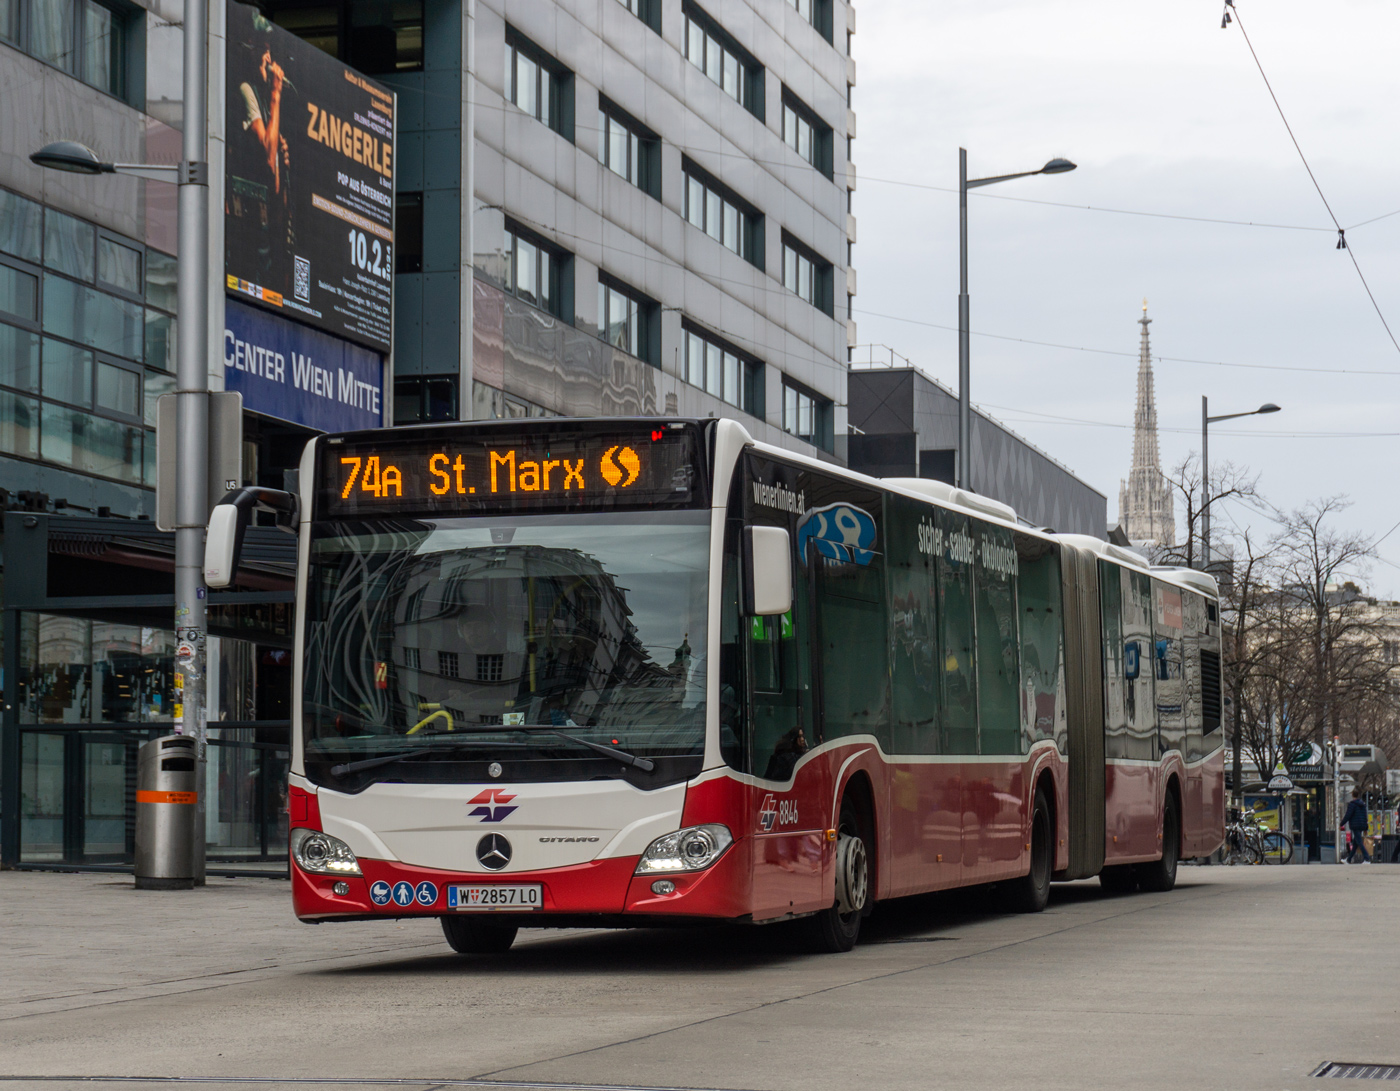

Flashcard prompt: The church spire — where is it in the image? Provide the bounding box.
[1118,301,1176,547]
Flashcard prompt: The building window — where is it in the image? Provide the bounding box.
[395,192,423,274]
[269,0,424,74]
[476,653,503,683]
[684,325,762,416]
[782,235,834,316]
[782,380,833,452]
[683,161,763,268]
[403,647,420,669]
[505,27,574,141]
[15,0,132,99]
[598,98,661,200]
[394,376,457,424]
[438,651,459,679]
[782,89,834,179]
[598,276,657,365]
[615,0,661,33]
[786,0,833,42]
[683,4,763,119]
[504,223,571,320]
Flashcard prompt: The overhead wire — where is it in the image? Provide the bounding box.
[1225,0,1400,356]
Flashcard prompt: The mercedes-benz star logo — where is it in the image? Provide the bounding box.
[476,833,511,871]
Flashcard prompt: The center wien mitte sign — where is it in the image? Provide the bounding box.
[224,299,382,433]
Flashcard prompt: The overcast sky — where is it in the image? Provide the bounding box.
[854,0,1400,595]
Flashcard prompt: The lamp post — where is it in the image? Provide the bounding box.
[1201,396,1280,571]
[958,149,1075,491]
[32,0,210,883]
[1202,396,1280,815]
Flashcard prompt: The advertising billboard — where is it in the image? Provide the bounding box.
[224,299,383,433]
[225,1,395,354]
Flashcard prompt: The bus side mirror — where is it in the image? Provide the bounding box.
[744,526,792,616]
[204,486,299,589]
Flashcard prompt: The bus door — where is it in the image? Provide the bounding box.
[740,456,828,919]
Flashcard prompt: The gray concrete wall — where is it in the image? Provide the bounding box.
[849,368,1107,538]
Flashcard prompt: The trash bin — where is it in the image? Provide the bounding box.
[135,735,198,890]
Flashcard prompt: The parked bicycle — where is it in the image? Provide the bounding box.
[1223,812,1294,865]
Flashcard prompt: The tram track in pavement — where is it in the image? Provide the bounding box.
[5,869,1384,1091]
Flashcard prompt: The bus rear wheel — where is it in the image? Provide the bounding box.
[441,916,518,954]
[1136,792,1181,893]
[1003,788,1052,913]
[803,800,869,953]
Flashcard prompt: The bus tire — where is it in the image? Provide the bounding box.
[441,916,518,954]
[1097,865,1138,894]
[1004,788,1052,913]
[1136,791,1181,893]
[803,799,869,953]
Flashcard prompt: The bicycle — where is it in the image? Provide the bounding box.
[1223,816,1263,865]
[1259,828,1294,865]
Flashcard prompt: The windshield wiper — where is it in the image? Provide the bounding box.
[328,726,655,777]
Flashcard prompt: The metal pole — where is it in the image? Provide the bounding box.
[957,148,970,491]
[1333,735,1342,863]
[458,0,476,420]
[1201,394,1209,571]
[175,0,211,882]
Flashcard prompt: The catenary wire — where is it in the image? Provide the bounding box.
[1227,2,1400,356]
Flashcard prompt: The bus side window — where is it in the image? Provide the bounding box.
[1099,560,1129,761]
[1123,568,1157,759]
[889,494,940,755]
[749,533,812,781]
[973,520,1020,755]
[1015,533,1064,752]
[937,506,978,755]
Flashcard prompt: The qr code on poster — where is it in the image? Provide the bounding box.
[293,256,311,302]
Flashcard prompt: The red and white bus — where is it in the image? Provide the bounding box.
[206,417,1224,953]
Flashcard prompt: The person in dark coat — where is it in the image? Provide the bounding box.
[1341,788,1371,864]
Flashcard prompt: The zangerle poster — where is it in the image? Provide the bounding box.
[225,1,395,354]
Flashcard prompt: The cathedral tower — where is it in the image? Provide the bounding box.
[1118,302,1176,547]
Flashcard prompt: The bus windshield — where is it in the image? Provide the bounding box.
[303,511,710,778]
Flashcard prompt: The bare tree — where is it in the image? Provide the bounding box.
[1152,454,1261,574]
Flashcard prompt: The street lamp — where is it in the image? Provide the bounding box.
[958,150,1076,491]
[1203,396,1279,815]
[31,0,210,888]
[1201,397,1280,570]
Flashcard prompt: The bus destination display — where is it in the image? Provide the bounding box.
[317,426,705,516]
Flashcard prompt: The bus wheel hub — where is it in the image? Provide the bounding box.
[835,832,868,916]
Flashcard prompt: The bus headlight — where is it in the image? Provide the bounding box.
[635,824,733,874]
[290,827,362,876]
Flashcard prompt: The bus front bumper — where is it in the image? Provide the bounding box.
[292,843,753,923]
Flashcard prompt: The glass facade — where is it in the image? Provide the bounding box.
[11,613,290,866]
[0,188,173,492]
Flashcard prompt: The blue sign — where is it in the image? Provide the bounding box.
[391,880,415,907]
[223,298,383,433]
[369,880,391,905]
[1124,641,1141,680]
[797,503,877,567]
[414,881,439,907]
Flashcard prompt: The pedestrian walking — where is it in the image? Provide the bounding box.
[1341,788,1370,864]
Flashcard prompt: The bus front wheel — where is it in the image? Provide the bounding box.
[441,916,518,954]
[803,800,869,953]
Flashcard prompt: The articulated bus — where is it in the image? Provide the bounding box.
[206,417,1224,953]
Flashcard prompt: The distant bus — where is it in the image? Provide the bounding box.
[207,418,1225,953]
